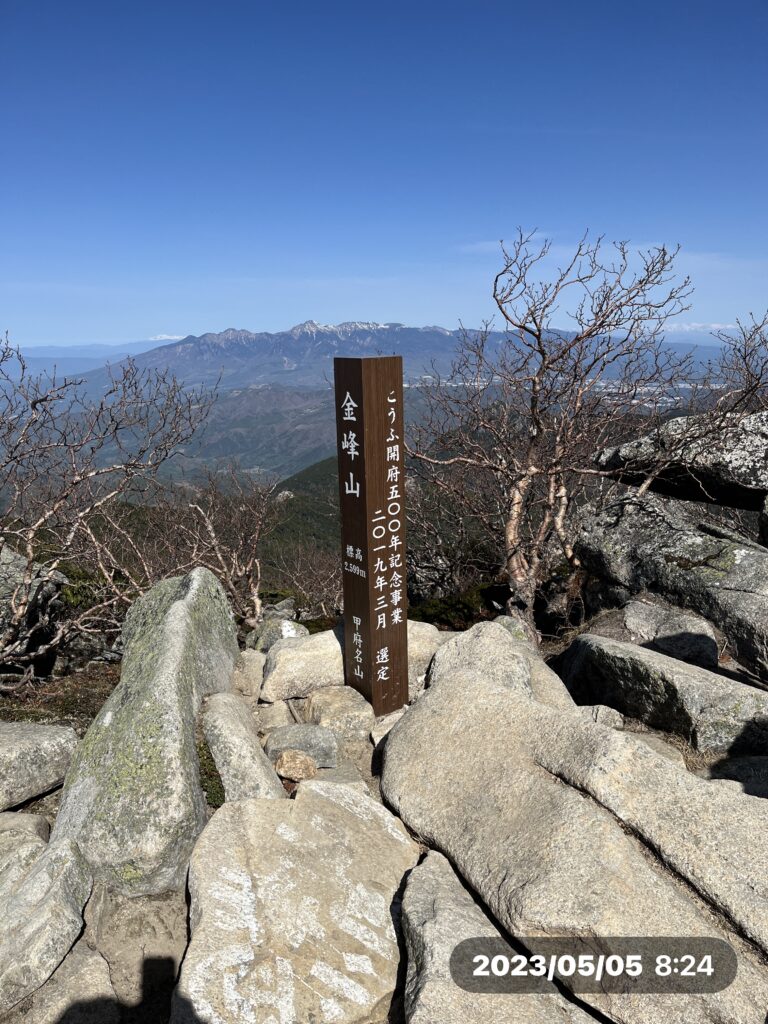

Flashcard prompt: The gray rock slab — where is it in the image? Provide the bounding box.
[403,851,594,1024]
[51,568,239,895]
[247,616,310,653]
[0,811,50,841]
[232,649,266,698]
[596,410,768,508]
[1,939,118,1024]
[0,722,78,811]
[562,633,768,754]
[172,783,419,1024]
[202,692,286,801]
[407,620,451,700]
[381,670,768,1023]
[264,722,338,768]
[623,598,719,668]
[575,493,768,677]
[0,839,93,1015]
[303,685,376,742]
[261,627,345,702]
[425,620,531,694]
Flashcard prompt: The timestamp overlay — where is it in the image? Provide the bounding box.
[449,938,737,995]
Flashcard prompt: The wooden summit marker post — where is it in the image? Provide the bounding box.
[334,356,408,716]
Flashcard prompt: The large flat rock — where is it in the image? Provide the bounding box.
[402,851,593,1023]
[51,568,239,895]
[0,839,93,1015]
[381,670,768,1023]
[596,410,768,509]
[586,597,719,669]
[172,782,419,1024]
[0,722,78,811]
[561,633,768,754]
[576,493,768,677]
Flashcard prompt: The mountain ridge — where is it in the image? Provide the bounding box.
[82,320,723,393]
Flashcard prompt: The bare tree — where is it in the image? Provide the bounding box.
[170,466,282,628]
[270,539,343,619]
[69,464,284,638]
[0,336,213,682]
[408,231,701,638]
[712,312,768,412]
[406,473,497,599]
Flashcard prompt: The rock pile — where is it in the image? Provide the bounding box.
[1,409,768,1022]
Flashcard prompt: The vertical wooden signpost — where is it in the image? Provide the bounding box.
[334,356,408,716]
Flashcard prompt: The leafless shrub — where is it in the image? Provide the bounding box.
[269,539,343,619]
[0,334,214,681]
[408,231,767,639]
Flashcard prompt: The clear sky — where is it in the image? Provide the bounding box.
[2,0,766,345]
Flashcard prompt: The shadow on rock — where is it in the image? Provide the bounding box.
[707,718,768,798]
[54,956,200,1024]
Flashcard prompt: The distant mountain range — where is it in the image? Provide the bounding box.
[14,321,727,480]
[80,321,468,392]
[21,321,725,392]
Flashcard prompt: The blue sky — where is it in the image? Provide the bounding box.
[2,0,766,345]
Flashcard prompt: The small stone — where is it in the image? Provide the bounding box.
[264,723,338,768]
[274,749,317,781]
